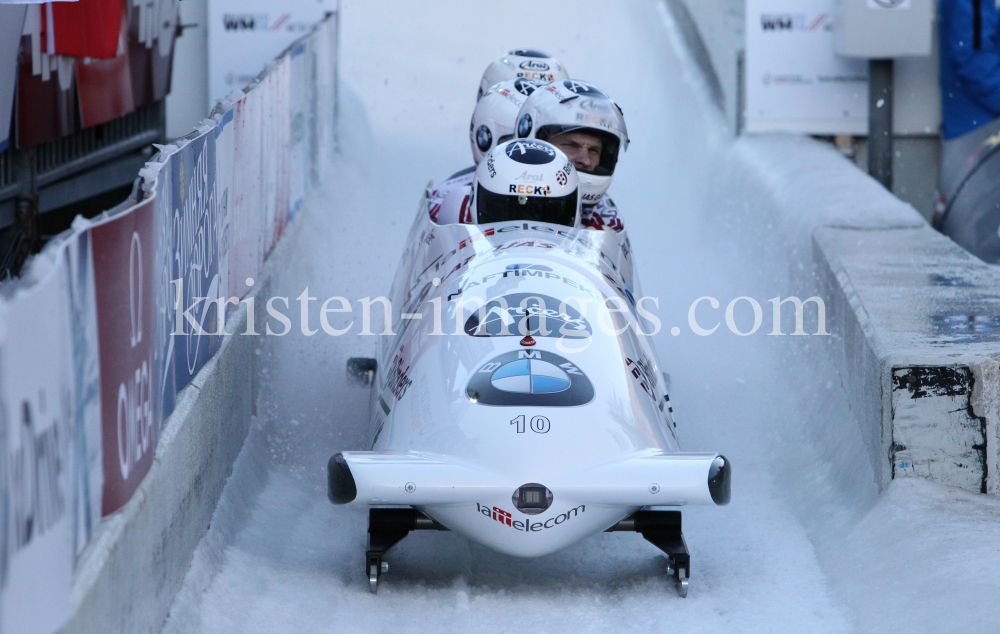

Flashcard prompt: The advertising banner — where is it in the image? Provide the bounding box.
[288,42,312,217]
[91,198,156,516]
[744,0,869,134]
[51,0,123,59]
[207,0,336,106]
[75,5,136,128]
[0,16,337,627]
[63,229,103,554]
[152,166,177,425]
[259,58,291,253]
[169,132,228,389]
[214,109,241,302]
[0,264,75,634]
[258,73,277,256]
[229,90,263,295]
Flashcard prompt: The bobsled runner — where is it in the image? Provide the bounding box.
[329,187,730,597]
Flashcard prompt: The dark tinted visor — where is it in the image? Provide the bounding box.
[476,183,577,227]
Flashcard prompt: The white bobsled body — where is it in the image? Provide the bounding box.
[335,196,727,557]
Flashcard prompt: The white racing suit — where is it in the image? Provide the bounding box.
[428,166,625,232]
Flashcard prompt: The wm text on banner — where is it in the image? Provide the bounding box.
[0,262,75,634]
[91,199,156,516]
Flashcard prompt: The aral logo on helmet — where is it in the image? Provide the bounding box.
[505,140,555,165]
[468,349,595,406]
[562,80,607,97]
[519,60,550,71]
[465,293,593,339]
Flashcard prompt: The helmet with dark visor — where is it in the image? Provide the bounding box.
[535,124,621,176]
[476,183,577,227]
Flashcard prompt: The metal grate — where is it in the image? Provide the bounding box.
[0,148,15,192]
[0,101,163,204]
[33,102,163,176]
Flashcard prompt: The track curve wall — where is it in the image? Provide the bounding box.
[0,14,338,634]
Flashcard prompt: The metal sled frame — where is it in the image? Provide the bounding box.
[365,508,691,597]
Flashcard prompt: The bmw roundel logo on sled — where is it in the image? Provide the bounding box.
[506,140,558,165]
[464,293,592,339]
[476,125,493,151]
[467,349,595,406]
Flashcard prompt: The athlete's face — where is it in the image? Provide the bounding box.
[548,131,603,173]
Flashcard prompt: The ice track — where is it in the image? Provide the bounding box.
[162,2,1000,633]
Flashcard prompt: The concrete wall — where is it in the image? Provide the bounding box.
[711,133,997,496]
[56,241,288,634]
[813,224,998,494]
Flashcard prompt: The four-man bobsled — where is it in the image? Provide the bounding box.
[328,189,731,597]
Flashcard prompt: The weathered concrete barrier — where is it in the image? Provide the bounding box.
[711,134,996,496]
[815,225,998,494]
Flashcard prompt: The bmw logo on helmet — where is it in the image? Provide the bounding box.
[476,125,493,152]
[517,113,532,138]
[467,349,595,406]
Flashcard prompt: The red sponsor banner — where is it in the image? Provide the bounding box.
[76,4,135,128]
[91,199,157,516]
[16,35,78,148]
[51,0,123,60]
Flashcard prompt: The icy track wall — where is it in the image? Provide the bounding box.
[0,14,337,634]
[713,135,999,497]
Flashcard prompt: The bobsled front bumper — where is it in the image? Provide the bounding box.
[327,449,731,508]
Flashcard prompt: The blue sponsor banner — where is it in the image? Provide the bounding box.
[170,132,227,390]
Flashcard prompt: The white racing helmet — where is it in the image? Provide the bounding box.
[470,78,544,165]
[477,49,569,101]
[515,79,629,204]
[472,139,581,227]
